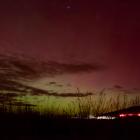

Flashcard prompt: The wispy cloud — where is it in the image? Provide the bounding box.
[0,53,104,104]
[0,53,105,81]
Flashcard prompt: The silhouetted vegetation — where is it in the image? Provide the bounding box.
[0,89,139,119]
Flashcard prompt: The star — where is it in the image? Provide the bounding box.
[66,5,71,9]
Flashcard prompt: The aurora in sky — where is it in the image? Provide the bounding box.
[0,3,140,140]
[0,0,140,108]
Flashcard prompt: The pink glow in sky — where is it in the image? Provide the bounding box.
[0,0,140,92]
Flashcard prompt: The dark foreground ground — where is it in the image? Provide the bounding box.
[0,112,140,140]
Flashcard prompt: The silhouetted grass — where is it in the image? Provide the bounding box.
[0,90,139,119]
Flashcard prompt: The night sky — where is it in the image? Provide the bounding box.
[0,0,140,93]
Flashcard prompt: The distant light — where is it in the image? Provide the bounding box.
[128,114,133,116]
[73,113,140,120]
[119,114,127,117]
[97,116,116,120]
[138,113,140,117]
[89,115,116,120]
[119,113,140,118]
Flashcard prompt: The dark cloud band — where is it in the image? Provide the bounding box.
[0,53,105,81]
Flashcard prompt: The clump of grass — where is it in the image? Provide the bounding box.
[0,89,140,119]
[72,89,140,117]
